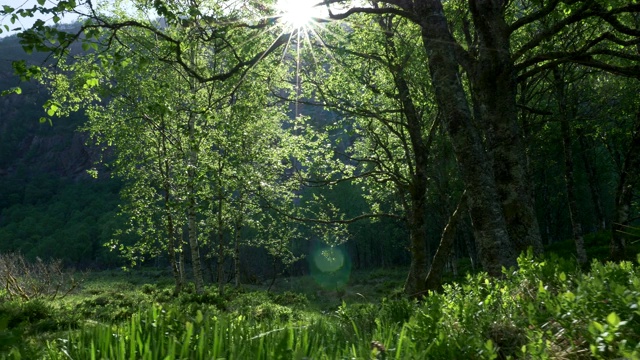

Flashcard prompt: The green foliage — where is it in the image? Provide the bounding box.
[75,291,152,322]
[0,179,123,266]
[0,254,639,359]
[270,291,309,309]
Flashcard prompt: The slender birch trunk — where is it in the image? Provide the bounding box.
[217,187,225,296]
[187,114,204,293]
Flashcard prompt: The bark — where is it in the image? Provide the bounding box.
[404,190,428,297]
[395,73,430,297]
[233,213,242,288]
[414,0,517,276]
[216,188,226,296]
[425,191,468,293]
[577,129,606,231]
[611,108,640,260]
[179,241,185,285]
[163,161,183,293]
[468,0,543,256]
[553,67,588,265]
[159,121,183,293]
[376,16,432,297]
[187,114,204,294]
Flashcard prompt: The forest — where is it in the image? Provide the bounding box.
[1,0,640,358]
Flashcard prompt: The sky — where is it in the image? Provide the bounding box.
[1,0,80,38]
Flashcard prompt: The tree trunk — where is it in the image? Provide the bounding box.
[425,191,467,292]
[404,192,428,297]
[415,0,517,276]
[233,214,242,288]
[217,188,226,296]
[159,123,183,293]
[577,129,606,231]
[163,169,183,294]
[187,115,204,293]
[553,67,588,265]
[468,0,543,256]
[376,16,432,296]
[611,108,640,260]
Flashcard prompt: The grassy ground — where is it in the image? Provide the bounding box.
[2,233,640,359]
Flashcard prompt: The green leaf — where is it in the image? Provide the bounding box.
[37,0,46,5]
[589,321,605,334]
[53,15,61,23]
[2,5,14,13]
[606,312,621,327]
[45,102,59,116]
[563,291,575,302]
[0,87,21,96]
[85,78,99,88]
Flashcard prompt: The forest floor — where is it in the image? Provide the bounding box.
[2,232,640,359]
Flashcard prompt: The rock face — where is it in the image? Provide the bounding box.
[0,35,101,181]
[0,92,100,181]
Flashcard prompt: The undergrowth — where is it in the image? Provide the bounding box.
[1,251,640,359]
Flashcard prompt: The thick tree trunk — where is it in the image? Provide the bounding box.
[553,67,588,265]
[468,0,543,256]
[415,0,517,276]
[425,191,467,292]
[611,108,640,260]
[404,195,428,297]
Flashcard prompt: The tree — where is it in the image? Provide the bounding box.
[5,0,640,286]
[327,0,640,275]
[553,65,588,265]
[38,9,324,292]
[298,11,464,295]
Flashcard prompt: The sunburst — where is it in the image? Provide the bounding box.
[276,0,321,32]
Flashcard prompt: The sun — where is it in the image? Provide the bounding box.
[276,0,320,30]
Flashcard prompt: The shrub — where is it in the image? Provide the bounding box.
[270,291,309,308]
[0,253,82,301]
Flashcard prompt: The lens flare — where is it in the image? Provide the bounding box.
[310,246,351,290]
[276,0,319,30]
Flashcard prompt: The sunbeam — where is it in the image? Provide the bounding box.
[276,0,319,31]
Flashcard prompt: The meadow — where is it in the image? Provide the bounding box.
[2,246,640,360]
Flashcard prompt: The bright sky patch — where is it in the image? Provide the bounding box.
[276,0,319,31]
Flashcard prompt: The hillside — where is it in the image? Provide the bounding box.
[0,33,122,266]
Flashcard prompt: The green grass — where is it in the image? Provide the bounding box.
[3,250,640,359]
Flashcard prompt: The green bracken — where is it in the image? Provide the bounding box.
[2,251,640,359]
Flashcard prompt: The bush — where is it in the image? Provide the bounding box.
[0,253,82,301]
[76,291,152,321]
[270,291,309,308]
